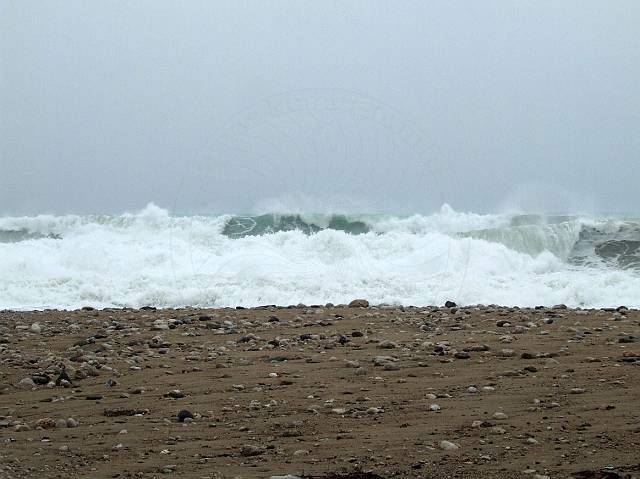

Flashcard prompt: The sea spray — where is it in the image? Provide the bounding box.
[0,203,639,310]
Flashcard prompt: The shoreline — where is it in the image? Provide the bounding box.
[1,302,637,313]
[1,304,639,478]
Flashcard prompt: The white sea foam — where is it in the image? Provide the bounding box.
[0,203,638,310]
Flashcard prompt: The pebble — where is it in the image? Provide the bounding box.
[161,465,177,473]
[165,390,185,399]
[439,440,460,451]
[17,377,36,389]
[348,299,369,308]
[30,323,42,334]
[35,418,56,429]
[492,412,508,420]
[177,410,194,422]
[152,319,170,330]
[240,444,266,456]
[377,340,398,349]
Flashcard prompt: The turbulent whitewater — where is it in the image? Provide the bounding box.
[1,203,639,310]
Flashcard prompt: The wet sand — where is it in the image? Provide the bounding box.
[1,303,639,479]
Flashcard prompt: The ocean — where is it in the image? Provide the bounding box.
[1,203,639,310]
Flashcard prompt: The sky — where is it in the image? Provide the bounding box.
[1,1,639,216]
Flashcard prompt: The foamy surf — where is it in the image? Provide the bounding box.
[0,203,638,310]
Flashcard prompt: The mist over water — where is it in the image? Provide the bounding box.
[2,3,640,216]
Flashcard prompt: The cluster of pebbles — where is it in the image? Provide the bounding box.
[0,301,639,478]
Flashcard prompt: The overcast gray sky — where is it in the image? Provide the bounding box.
[1,1,639,215]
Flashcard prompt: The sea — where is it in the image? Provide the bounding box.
[1,203,639,310]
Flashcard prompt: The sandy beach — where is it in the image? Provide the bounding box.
[1,303,639,479]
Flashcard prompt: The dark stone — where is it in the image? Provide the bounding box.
[454,351,470,359]
[240,445,266,457]
[86,394,103,400]
[31,374,50,385]
[351,331,364,337]
[268,316,280,322]
[618,336,636,343]
[165,390,185,399]
[444,300,457,308]
[177,410,194,422]
[55,368,72,386]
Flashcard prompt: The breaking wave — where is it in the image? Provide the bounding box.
[1,203,638,310]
